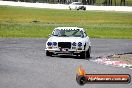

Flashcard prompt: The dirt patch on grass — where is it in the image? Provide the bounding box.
[108,53,132,65]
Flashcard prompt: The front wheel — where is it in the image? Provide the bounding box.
[80,51,86,59]
[46,51,53,56]
[83,8,86,11]
[80,46,91,59]
[86,46,91,58]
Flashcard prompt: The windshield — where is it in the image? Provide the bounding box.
[52,29,84,37]
[72,2,82,5]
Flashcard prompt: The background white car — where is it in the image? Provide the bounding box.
[45,27,91,59]
[69,2,86,10]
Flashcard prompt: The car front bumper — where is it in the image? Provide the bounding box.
[45,48,85,54]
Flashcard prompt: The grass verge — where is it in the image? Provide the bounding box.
[0,6,132,38]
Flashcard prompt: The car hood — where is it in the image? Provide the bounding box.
[47,36,85,43]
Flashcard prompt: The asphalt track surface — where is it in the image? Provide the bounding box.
[0,38,132,88]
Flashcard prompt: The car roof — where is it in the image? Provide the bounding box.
[54,27,84,31]
[70,2,82,5]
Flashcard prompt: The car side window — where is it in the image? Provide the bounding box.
[52,29,60,36]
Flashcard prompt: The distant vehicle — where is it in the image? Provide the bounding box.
[45,27,91,59]
[69,2,86,10]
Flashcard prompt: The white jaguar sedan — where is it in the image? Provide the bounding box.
[69,2,86,10]
[45,27,91,59]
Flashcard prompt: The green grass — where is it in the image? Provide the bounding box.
[95,0,132,6]
[0,6,132,38]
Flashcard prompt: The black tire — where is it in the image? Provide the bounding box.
[83,7,86,11]
[80,46,91,59]
[46,51,53,56]
[80,51,86,59]
[86,46,91,59]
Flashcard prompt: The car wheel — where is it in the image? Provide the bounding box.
[80,46,91,59]
[46,51,53,56]
[83,8,86,11]
[86,46,91,59]
[80,51,86,59]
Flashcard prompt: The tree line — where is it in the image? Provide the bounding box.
[3,0,126,6]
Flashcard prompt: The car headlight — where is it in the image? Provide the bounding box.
[47,42,52,46]
[72,42,76,46]
[53,42,57,46]
[78,42,82,47]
